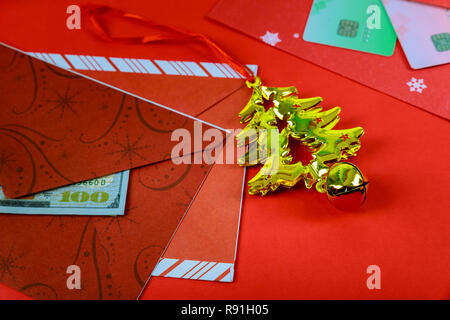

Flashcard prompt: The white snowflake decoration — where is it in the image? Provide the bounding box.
[406,77,427,93]
[260,31,281,46]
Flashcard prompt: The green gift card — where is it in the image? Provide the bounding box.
[303,0,397,56]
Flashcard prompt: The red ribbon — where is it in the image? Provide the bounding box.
[82,5,255,81]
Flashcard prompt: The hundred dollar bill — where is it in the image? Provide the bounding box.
[0,170,129,216]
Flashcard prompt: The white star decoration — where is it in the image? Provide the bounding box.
[260,31,281,46]
[406,77,427,93]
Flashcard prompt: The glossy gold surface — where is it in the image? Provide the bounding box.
[237,77,367,207]
[326,162,367,210]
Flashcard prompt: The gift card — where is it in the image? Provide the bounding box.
[383,0,450,69]
[303,0,397,56]
[209,0,450,119]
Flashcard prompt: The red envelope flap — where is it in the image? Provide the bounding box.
[62,70,246,118]
[0,44,227,198]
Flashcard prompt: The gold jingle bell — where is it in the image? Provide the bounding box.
[326,162,368,210]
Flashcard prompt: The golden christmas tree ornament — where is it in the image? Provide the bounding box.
[236,76,367,208]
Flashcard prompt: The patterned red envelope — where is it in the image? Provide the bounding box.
[0,43,251,299]
[0,42,253,297]
[0,0,257,298]
[0,42,248,198]
[208,0,450,119]
[1,40,255,281]
[0,156,212,300]
[0,8,258,296]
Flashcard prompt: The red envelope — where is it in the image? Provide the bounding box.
[0,44,245,292]
[208,0,450,119]
[0,43,254,284]
[0,49,248,296]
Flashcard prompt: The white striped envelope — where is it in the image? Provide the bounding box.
[4,39,256,284]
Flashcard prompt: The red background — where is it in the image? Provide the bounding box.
[0,0,449,299]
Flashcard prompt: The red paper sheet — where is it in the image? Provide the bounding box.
[1,0,449,300]
[208,0,450,119]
